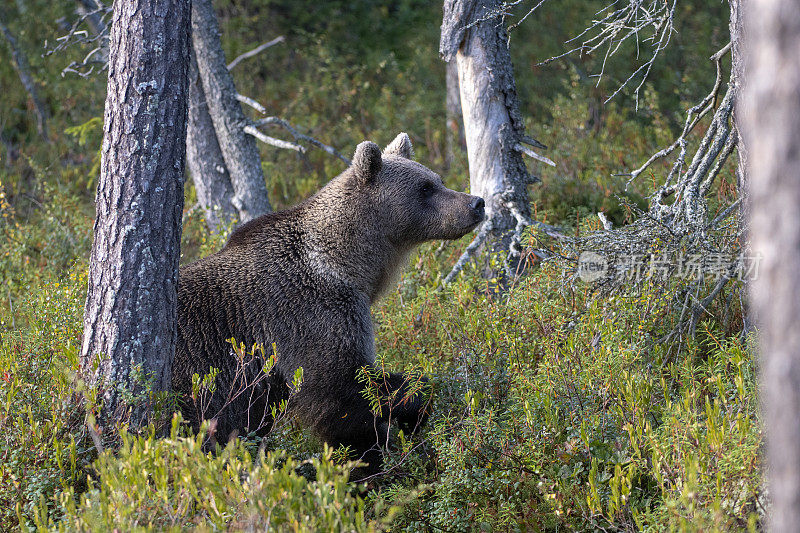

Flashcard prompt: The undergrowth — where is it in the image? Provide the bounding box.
[0,233,762,531]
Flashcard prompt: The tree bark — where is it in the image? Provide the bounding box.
[0,14,49,141]
[80,0,191,425]
[742,0,800,529]
[187,49,237,231]
[441,0,534,269]
[191,0,271,222]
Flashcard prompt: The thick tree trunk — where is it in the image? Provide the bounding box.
[187,49,237,231]
[80,0,191,425]
[0,15,49,141]
[441,0,534,268]
[191,0,271,222]
[742,0,800,529]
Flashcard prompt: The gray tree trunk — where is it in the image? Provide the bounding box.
[742,0,800,529]
[191,0,271,222]
[80,0,191,425]
[441,0,534,267]
[0,14,49,141]
[187,49,237,231]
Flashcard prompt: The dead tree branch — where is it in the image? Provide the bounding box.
[44,0,111,77]
[253,116,351,164]
[227,36,285,71]
[537,0,678,107]
[243,125,305,153]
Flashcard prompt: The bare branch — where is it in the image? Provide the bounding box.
[537,0,679,106]
[227,36,285,71]
[254,116,351,164]
[520,134,547,149]
[514,142,555,166]
[243,124,305,153]
[444,220,493,284]
[44,0,111,77]
[0,16,49,140]
[236,93,266,114]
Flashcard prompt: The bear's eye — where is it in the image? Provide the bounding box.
[421,183,434,197]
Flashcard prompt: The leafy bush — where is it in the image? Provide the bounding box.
[0,269,91,530]
[367,256,761,531]
[36,420,392,532]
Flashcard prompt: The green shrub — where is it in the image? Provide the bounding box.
[368,258,761,532]
[36,418,394,532]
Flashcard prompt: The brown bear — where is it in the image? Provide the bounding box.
[173,133,485,472]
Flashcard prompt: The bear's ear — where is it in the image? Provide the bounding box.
[350,141,382,184]
[383,132,414,159]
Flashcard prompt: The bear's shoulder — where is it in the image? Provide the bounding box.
[225,206,303,249]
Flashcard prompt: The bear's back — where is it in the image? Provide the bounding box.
[173,208,374,402]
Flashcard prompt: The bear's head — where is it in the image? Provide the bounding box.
[302,133,485,298]
[346,132,485,247]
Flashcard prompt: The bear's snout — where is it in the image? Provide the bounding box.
[470,196,485,221]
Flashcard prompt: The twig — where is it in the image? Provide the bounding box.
[254,117,351,164]
[227,36,285,71]
[243,124,305,153]
[0,16,49,140]
[536,0,678,106]
[514,143,555,166]
[236,93,266,114]
[44,0,111,77]
[707,198,742,230]
[443,220,493,284]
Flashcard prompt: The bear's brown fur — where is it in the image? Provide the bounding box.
[173,133,484,471]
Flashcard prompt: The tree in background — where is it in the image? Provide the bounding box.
[541,0,748,346]
[743,0,800,528]
[0,11,49,141]
[441,0,554,283]
[49,0,348,232]
[189,0,271,225]
[80,0,191,429]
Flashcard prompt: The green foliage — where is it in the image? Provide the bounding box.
[35,419,390,532]
[367,257,761,531]
[0,269,92,530]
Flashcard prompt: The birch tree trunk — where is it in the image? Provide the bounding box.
[742,0,800,529]
[80,0,191,426]
[191,0,271,222]
[441,0,536,273]
[187,49,237,231]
